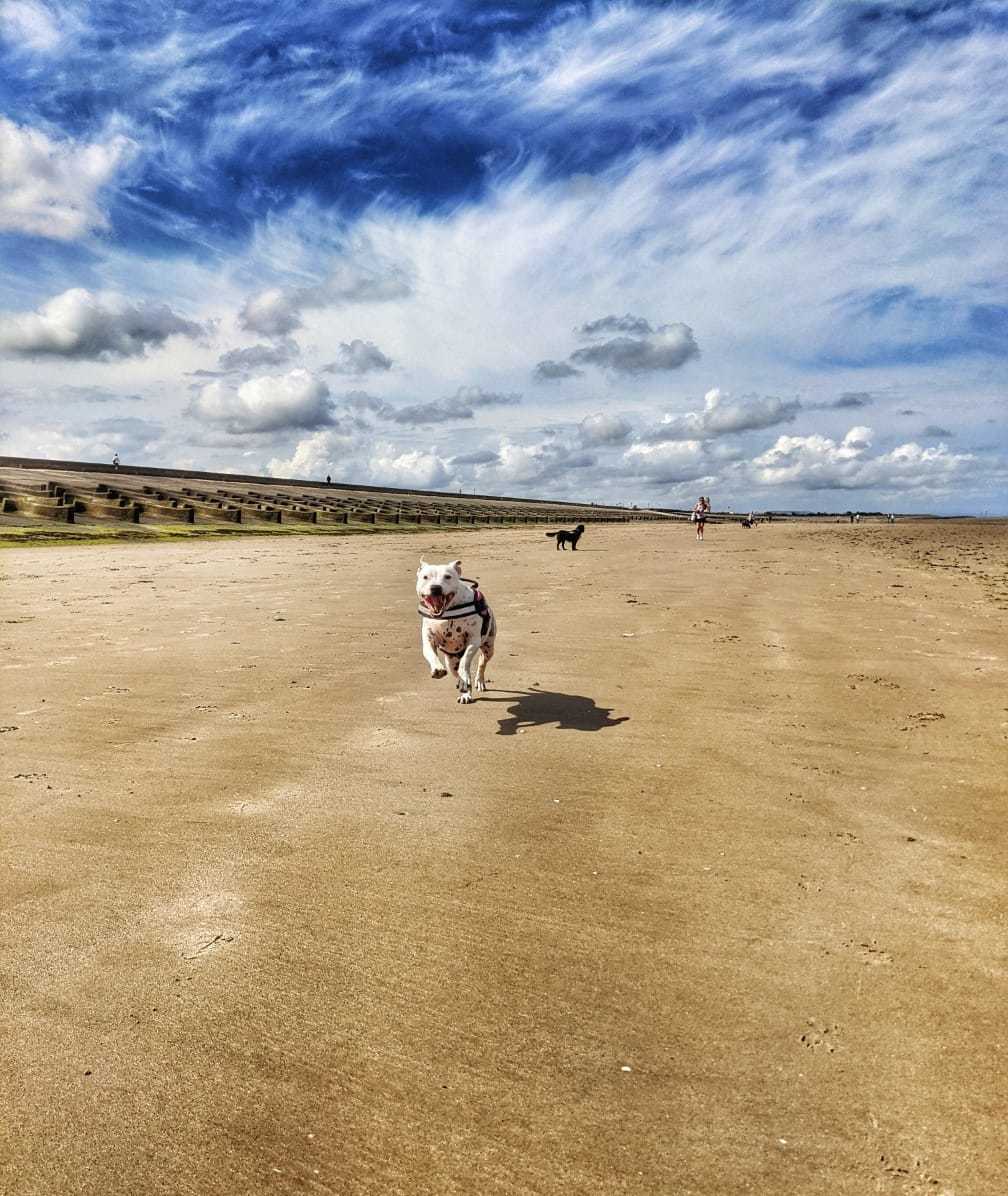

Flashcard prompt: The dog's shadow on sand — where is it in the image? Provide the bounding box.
[486,689,629,736]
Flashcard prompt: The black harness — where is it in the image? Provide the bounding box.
[418,578,492,651]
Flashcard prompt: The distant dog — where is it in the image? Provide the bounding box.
[416,559,496,704]
[546,524,585,550]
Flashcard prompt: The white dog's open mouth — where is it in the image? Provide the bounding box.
[420,593,451,616]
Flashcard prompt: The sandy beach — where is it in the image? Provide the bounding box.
[1,520,1004,1195]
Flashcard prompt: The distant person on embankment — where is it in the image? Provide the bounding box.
[112,453,120,470]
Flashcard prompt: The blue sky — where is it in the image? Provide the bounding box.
[1,0,1005,511]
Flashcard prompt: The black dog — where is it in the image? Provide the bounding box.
[546,524,585,550]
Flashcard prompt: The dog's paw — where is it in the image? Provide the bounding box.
[430,667,447,679]
[458,692,473,704]
[475,678,488,692]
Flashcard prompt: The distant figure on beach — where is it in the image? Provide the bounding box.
[848,511,854,524]
[855,512,861,524]
[888,513,895,523]
[112,453,120,470]
[692,496,709,541]
[325,474,331,485]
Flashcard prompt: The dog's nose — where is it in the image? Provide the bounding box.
[429,584,443,596]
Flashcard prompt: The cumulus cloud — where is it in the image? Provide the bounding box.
[189,368,333,434]
[579,412,632,446]
[238,288,305,338]
[0,288,206,359]
[385,386,521,426]
[366,448,451,490]
[239,260,412,336]
[576,314,655,337]
[265,429,356,480]
[623,439,713,486]
[533,359,582,381]
[643,389,801,442]
[569,322,699,374]
[471,438,597,490]
[218,338,299,371]
[752,426,973,492]
[323,339,393,376]
[266,432,451,490]
[0,117,133,240]
[833,392,873,410]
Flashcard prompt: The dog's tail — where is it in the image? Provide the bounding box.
[545,531,558,538]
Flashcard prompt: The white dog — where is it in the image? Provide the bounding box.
[416,559,496,704]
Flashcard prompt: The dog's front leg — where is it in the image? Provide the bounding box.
[457,641,481,704]
[421,624,447,678]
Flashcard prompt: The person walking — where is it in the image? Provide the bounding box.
[692,495,709,541]
[112,452,120,470]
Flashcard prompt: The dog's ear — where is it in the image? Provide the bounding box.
[418,559,428,570]
[451,559,462,573]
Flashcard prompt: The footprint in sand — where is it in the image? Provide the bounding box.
[847,673,901,690]
[877,1151,949,1194]
[156,864,242,962]
[800,1020,841,1053]
[901,711,946,731]
[847,939,894,966]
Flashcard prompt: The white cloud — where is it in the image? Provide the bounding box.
[0,117,133,239]
[569,322,699,374]
[218,338,299,371]
[238,288,306,337]
[533,359,582,381]
[579,412,632,446]
[239,257,412,336]
[265,432,451,490]
[265,429,356,480]
[1,1,60,53]
[190,368,332,434]
[752,426,973,492]
[471,438,597,489]
[384,386,521,426]
[323,338,393,375]
[366,448,451,490]
[576,314,655,337]
[623,438,713,485]
[644,389,801,441]
[0,288,206,359]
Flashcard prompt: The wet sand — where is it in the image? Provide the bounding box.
[1,521,1004,1194]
